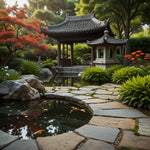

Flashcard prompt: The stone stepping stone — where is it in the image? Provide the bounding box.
[95,89,113,95]
[0,130,18,149]
[79,86,100,91]
[94,109,147,118]
[82,99,109,104]
[3,140,39,150]
[93,94,119,100]
[101,83,121,89]
[119,133,150,150]
[55,86,78,91]
[138,118,150,136]
[71,90,94,95]
[73,95,93,100]
[89,102,132,110]
[75,124,120,143]
[77,139,114,150]
[89,116,135,130]
[37,132,84,150]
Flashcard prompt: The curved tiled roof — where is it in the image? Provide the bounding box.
[41,12,113,42]
[87,30,127,46]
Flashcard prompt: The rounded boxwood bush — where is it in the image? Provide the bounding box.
[142,65,150,76]
[112,66,143,84]
[106,64,124,80]
[81,67,109,82]
[119,75,150,109]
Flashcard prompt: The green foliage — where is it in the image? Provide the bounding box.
[83,53,91,60]
[73,43,91,65]
[130,37,150,53]
[106,65,124,79]
[112,66,143,84]
[118,75,150,109]
[42,59,54,68]
[22,50,37,61]
[142,65,150,76]
[0,46,9,65]
[8,58,25,71]
[21,60,41,76]
[81,67,109,83]
[0,66,20,83]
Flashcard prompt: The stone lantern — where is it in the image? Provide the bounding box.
[87,30,128,69]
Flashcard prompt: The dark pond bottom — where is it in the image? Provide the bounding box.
[0,99,92,139]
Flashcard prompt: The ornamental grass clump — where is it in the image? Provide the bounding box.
[119,75,150,109]
[112,66,143,84]
[81,67,109,82]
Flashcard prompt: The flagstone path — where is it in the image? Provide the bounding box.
[1,83,150,150]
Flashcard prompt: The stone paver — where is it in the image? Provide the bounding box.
[37,132,84,150]
[75,124,120,143]
[89,116,135,129]
[93,94,119,100]
[95,89,113,95]
[94,109,147,118]
[138,118,150,136]
[0,130,18,149]
[119,133,150,150]
[3,140,39,150]
[82,99,109,104]
[73,95,93,100]
[89,102,132,110]
[71,90,94,95]
[77,139,114,150]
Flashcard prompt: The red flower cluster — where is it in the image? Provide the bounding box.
[124,50,149,62]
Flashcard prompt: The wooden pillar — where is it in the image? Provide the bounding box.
[70,43,73,66]
[63,44,65,59]
[91,46,94,65]
[57,41,61,66]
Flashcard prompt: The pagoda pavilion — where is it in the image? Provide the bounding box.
[41,11,113,66]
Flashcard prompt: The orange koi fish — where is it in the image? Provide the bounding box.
[34,129,45,135]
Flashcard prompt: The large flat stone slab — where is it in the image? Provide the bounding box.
[0,130,18,149]
[89,116,135,129]
[75,124,120,143]
[3,140,39,150]
[82,99,109,104]
[93,94,119,100]
[89,102,131,110]
[94,109,147,118]
[95,89,113,95]
[77,139,114,150]
[119,133,150,150]
[71,90,94,95]
[37,132,84,150]
[138,118,150,136]
[73,95,93,100]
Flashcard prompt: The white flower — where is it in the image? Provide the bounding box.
[4,66,9,69]
[6,73,9,76]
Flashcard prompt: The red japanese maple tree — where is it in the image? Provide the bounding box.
[0,3,50,65]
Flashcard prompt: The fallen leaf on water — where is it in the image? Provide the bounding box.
[34,129,45,135]
[6,106,10,108]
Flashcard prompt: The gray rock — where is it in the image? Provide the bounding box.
[94,109,147,118]
[75,124,120,143]
[138,118,150,136]
[0,79,40,100]
[40,68,53,76]
[0,130,18,149]
[77,139,114,150]
[19,75,45,93]
[3,140,39,150]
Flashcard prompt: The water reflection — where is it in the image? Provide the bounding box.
[0,100,92,139]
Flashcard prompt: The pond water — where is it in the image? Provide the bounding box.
[42,75,102,87]
[0,99,92,139]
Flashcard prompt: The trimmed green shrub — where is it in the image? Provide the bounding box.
[81,67,109,82]
[0,66,21,83]
[106,65,124,79]
[119,75,150,109]
[21,60,41,76]
[112,66,143,84]
[8,58,25,71]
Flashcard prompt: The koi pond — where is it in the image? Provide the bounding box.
[0,99,92,139]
